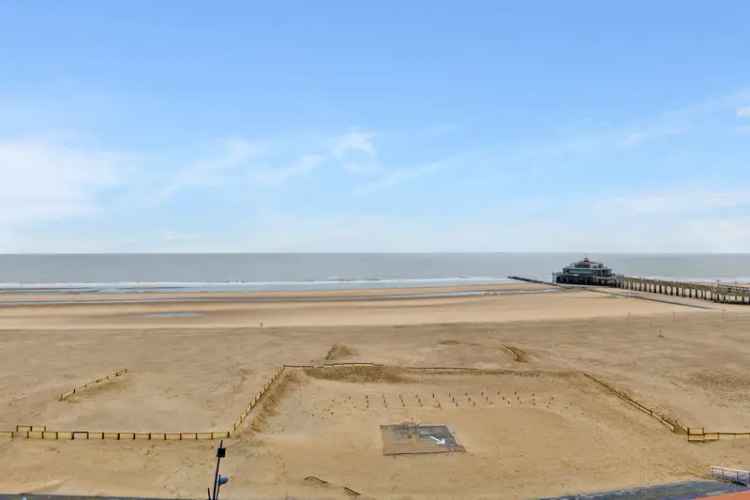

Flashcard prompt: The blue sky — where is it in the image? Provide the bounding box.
[1,1,749,252]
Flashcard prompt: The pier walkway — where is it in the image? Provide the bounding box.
[619,277,750,305]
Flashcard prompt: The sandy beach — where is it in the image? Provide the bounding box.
[2,282,750,498]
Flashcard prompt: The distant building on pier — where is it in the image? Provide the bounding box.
[553,257,621,286]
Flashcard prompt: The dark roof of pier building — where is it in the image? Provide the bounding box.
[566,257,608,270]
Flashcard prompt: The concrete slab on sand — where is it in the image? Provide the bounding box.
[380,423,465,455]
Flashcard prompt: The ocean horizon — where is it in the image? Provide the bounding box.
[0,253,748,292]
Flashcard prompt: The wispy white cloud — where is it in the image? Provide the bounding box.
[130,183,750,253]
[524,89,750,159]
[253,153,325,186]
[6,180,750,253]
[160,130,384,199]
[159,138,261,200]
[354,161,446,195]
[4,86,750,253]
[0,138,120,228]
[331,130,382,177]
[619,125,685,147]
[737,106,750,118]
[602,188,750,216]
[342,162,383,176]
[229,187,750,252]
[332,131,376,158]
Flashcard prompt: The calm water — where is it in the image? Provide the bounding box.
[0,253,748,292]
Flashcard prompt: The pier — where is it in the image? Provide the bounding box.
[510,273,750,305]
[620,277,750,305]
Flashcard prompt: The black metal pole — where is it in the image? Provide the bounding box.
[211,456,220,500]
[211,439,224,500]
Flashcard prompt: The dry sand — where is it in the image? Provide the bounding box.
[2,282,750,499]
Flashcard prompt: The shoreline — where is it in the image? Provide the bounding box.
[1,276,748,296]
[0,277,513,295]
[0,282,724,332]
[0,282,554,307]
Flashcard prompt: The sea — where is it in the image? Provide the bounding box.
[0,253,748,293]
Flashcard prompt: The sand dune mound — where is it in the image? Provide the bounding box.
[325,343,356,361]
[503,344,530,363]
[304,365,409,384]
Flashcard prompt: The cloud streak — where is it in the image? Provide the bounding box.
[354,161,447,195]
[332,131,376,158]
[159,130,385,200]
[158,138,262,200]
[3,86,750,252]
[253,153,325,186]
[602,188,750,216]
[0,138,120,228]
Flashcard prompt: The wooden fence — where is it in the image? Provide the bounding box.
[2,367,286,442]
[231,366,285,434]
[1,425,231,441]
[584,374,750,443]
[583,373,686,434]
[5,364,748,444]
[688,428,750,442]
[59,368,128,401]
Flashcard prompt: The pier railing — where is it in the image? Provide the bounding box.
[619,277,750,305]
